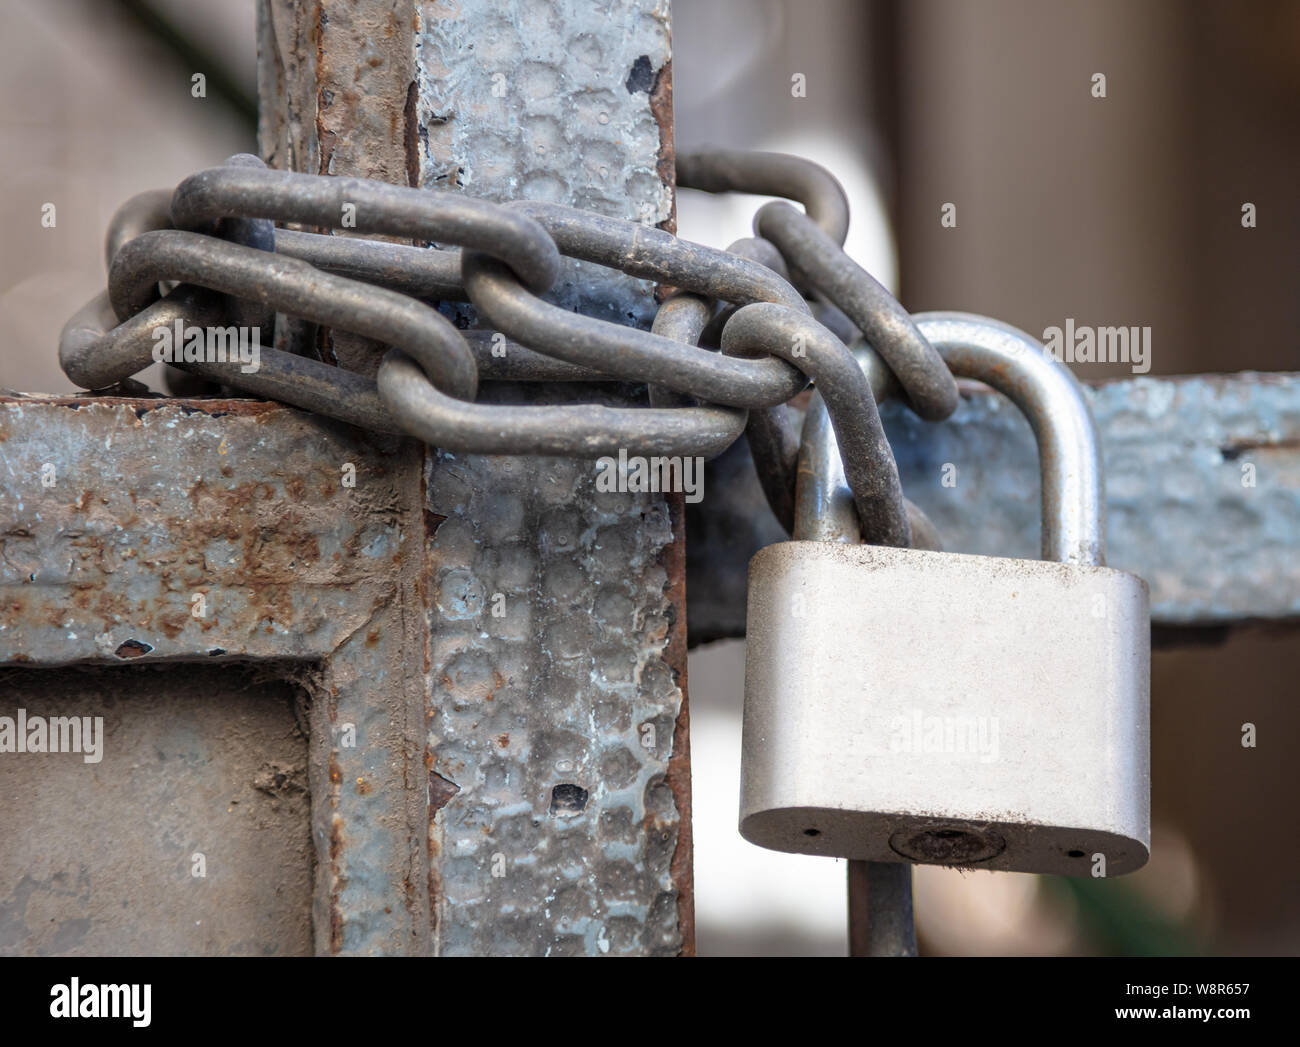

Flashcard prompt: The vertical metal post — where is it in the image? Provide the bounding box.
[258,0,692,955]
[259,1,434,956]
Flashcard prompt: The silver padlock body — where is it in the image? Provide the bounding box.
[741,542,1150,876]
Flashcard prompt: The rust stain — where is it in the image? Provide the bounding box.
[113,638,153,659]
[1220,435,1300,460]
[661,489,695,956]
[314,1,334,177]
[649,57,679,302]
[651,58,675,236]
[0,413,364,652]
[428,771,460,815]
[402,80,420,188]
[0,394,283,418]
[327,748,345,954]
[328,812,345,953]
[427,830,442,939]
[155,611,190,640]
[0,598,25,629]
[648,51,690,952]
[418,459,435,694]
[248,0,424,953]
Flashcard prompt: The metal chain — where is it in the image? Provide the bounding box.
[59,149,959,543]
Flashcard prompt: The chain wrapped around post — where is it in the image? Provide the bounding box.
[59,151,985,550]
[56,147,1010,958]
[59,150,954,544]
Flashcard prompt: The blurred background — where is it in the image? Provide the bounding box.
[1,0,1297,955]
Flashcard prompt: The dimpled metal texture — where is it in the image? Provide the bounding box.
[885,372,1300,625]
[415,0,687,955]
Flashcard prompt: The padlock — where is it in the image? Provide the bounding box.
[740,312,1150,876]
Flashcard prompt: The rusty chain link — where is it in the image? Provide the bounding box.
[59,149,961,544]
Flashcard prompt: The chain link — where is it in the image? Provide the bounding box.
[59,149,961,542]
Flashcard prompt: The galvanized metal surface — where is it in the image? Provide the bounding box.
[255,0,694,953]
[0,397,396,664]
[0,665,312,956]
[413,0,691,954]
[425,451,687,955]
[687,371,1300,641]
[3,0,694,958]
[0,394,432,955]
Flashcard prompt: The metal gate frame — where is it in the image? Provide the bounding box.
[3,0,1298,957]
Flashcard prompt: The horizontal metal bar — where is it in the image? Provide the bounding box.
[0,396,395,665]
[687,372,1300,643]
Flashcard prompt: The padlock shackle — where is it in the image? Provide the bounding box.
[915,313,1104,566]
[796,393,944,552]
[805,312,1104,566]
[795,394,860,543]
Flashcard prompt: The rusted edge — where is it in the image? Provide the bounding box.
[652,58,675,237]
[417,460,444,945]
[652,50,692,955]
[395,439,433,952]
[327,749,344,953]
[313,0,331,176]
[662,490,695,956]
[0,393,285,418]
[403,79,421,190]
